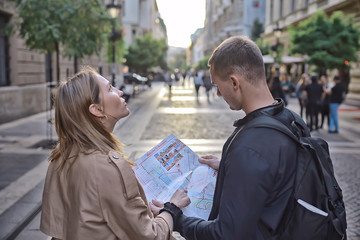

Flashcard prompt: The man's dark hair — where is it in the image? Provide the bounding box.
[311,73,318,83]
[334,75,340,81]
[208,36,265,85]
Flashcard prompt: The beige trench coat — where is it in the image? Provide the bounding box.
[40,150,175,240]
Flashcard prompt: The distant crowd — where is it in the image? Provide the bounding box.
[268,70,345,133]
[163,70,215,103]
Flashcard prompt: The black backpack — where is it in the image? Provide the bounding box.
[244,114,347,240]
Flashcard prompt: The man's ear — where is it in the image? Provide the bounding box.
[229,74,241,90]
[89,104,104,118]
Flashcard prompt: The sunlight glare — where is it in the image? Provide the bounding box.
[156,0,206,48]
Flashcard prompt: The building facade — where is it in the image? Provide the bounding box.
[201,0,266,56]
[0,0,165,124]
[188,28,205,68]
[122,0,166,45]
[262,0,360,100]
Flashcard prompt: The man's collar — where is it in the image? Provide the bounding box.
[233,99,285,127]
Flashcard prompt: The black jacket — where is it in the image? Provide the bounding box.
[305,82,323,104]
[330,82,345,104]
[175,99,309,239]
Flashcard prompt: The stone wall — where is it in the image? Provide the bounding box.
[0,84,48,124]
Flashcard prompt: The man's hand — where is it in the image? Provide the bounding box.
[199,155,220,170]
[170,189,191,209]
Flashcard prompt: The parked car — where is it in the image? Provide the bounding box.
[119,85,131,102]
[124,73,150,86]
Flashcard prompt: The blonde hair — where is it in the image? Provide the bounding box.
[50,67,127,169]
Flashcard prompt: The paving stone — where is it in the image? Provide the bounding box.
[0,153,46,191]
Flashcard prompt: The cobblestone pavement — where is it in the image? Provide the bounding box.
[1,81,359,239]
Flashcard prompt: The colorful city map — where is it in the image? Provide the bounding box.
[133,134,217,219]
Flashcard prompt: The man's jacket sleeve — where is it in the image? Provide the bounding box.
[175,145,275,239]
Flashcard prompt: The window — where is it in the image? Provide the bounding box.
[132,29,136,43]
[291,0,296,12]
[270,0,274,22]
[45,53,52,83]
[0,14,9,87]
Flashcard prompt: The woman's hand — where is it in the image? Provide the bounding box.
[199,155,220,170]
[169,189,190,209]
[150,199,164,217]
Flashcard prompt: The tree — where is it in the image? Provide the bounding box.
[256,38,270,56]
[327,11,360,93]
[8,0,112,82]
[168,51,187,71]
[124,34,168,74]
[62,0,113,72]
[251,18,264,41]
[289,10,360,89]
[103,22,127,68]
[289,10,331,75]
[195,56,210,71]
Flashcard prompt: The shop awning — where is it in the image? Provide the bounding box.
[262,55,307,64]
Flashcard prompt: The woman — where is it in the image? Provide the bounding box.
[40,67,190,240]
[319,75,330,129]
[295,73,309,118]
[268,72,287,106]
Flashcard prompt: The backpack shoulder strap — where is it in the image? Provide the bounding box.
[243,115,301,144]
[225,115,301,155]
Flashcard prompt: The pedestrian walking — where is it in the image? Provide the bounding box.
[319,75,330,129]
[280,73,292,103]
[194,71,203,101]
[202,71,213,102]
[326,75,346,133]
[295,73,309,118]
[268,68,288,105]
[164,71,174,97]
[40,67,190,240]
[151,36,310,239]
[302,74,323,131]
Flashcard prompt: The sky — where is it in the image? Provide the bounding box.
[156,0,206,48]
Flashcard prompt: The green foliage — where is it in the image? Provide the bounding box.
[105,36,127,64]
[10,0,112,58]
[289,10,360,73]
[195,56,211,70]
[11,0,66,53]
[251,18,264,41]
[124,34,168,73]
[104,23,127,64]
[269,42,284,64]
[256,38,269,55]
[327,11,360,71]
[62,0,112,58]
[168,51,187,71]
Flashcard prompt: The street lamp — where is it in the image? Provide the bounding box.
[272,24,282,65]
[106,0,122,86]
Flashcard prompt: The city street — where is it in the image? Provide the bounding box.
[0,80,359,240]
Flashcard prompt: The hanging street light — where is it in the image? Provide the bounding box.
[271,23,283,66]
[106,0,122,86]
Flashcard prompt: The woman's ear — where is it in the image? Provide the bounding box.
[89,104,104,118]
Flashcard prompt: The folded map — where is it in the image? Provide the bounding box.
[133,134,217,219]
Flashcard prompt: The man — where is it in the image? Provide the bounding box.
[155,36,309,239]
[302,73,324,131]
[327,75,345,133]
